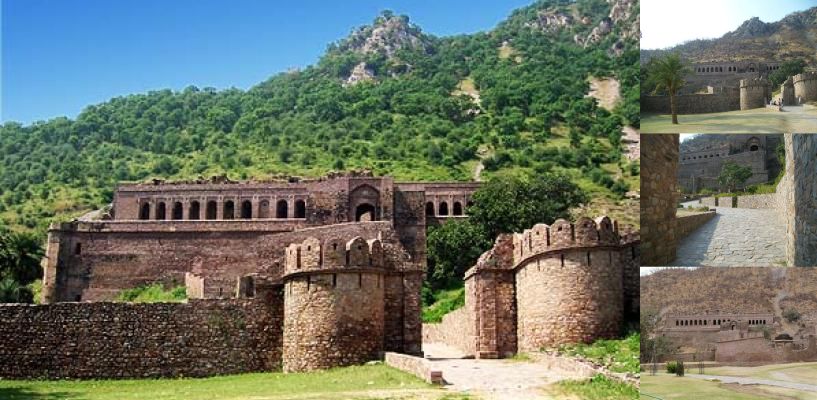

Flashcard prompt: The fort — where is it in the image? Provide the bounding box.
[640,59,817,114]
[423,217,640,358]
[0,172,640,379]
[677,134,781,193]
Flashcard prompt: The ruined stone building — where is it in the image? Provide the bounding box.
[424,217,640,357]
[677,134,782,193]
[657,312,817,363]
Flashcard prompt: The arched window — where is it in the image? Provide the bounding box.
[172,202,183,220]
[425,202,434,216]
[258,200,270,218]
[276,200,288,218]
[139,203,150,220]
[206,201,217,220]
[453,202,463,216]
[241,200,252,219]
[750,145,759,151]
[295,200,306,218]
[438,202,449,216]
[355,203,376,221]
[189,201,200,220]
[156,202,166,220]
[223,200,235,220]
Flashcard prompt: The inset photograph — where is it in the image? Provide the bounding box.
[641,133,817,267]
[640,1,817,133]
[641,267,817,399]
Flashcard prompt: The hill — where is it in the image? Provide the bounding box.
[641,6,817,66]
[641,268,817,324]
[0,0,640,234]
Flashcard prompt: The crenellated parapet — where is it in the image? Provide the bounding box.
[793,72,817,103]
[740,78,770,110]
[510,216,622,266]
[283,236,388,278]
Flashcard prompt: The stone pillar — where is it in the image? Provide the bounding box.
[41,226,63,304]
[641,134,680,265]
[402,272,424,356]
[216,198,224,220]
[784,134,817,266]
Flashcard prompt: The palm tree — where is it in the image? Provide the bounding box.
[647,53,690,124]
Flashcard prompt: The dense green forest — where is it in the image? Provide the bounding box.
[0,0,639,237]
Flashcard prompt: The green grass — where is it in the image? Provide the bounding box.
[115,283,187,303]
[641,373,813,400]
[548,374,638,400]
[641,108,817,133]
[0,365,450,400]
[422,286,465,323]
[556,332,640,374]
[705,362,817,384]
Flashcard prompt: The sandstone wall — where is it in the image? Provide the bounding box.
[676,211,716,240]
[740,79,770,110]
[641,94,739,114]
[422,307,476,355]
[793,72,817,103]
[735,193,778,209]
[700,197,717,207]
[384,352,443,384]
[516,250,623,350]
[0,298,283,379]
[43,221,395,303]
[282,273,385,372]
[784,134,817,267]
[641,134,679,266]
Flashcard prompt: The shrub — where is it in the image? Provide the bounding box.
[666,361,678,374]
[784,308,801,323]
[676,361,685,376]
[116,283,187,303]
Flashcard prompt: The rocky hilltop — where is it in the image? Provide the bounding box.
[641,6,817,65]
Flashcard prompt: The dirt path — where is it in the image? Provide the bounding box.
[686,373,817,392]
[587,77,621,111]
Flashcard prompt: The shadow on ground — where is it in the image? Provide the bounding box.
[0,388,81,400]
[672,213,721,266]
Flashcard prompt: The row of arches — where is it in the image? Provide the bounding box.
[675,318,767,327]
[425,201,471,217]
[139,199,306,221]
[682,153,723,161]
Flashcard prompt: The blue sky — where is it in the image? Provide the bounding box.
[1,0,533,124]
[642,0,816,49]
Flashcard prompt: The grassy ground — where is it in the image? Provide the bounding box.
[556,332,640,374]
[0,365,460,400]
[705,362,817,384]
[115,283,187,303]
[422,286,465,323]
[641,108,817,133]
[641,373,813,400]
[547,374,638,400]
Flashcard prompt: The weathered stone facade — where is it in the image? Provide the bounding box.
[641,134,679,266]
[782,134,817,266]
[678,134,781,193]
[423,217,639,357]
[0,298,283,379]
[676,211,716,239]
[739,78,771,110]
[640,93,739,114]
[793,72,817,104]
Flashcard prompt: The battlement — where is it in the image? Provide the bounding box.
[511,216,622,266]
[740,77,769,88]
[283,236,387,278]
[792,71,817,84]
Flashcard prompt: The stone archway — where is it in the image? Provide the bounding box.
[349,184,380,222]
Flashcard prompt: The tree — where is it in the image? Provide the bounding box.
[426,220,492,289]
[718,161,753,192]
[646,53,690,124]
[469,173,588,239]
[769,60,806,87]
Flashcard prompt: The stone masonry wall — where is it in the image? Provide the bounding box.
[736,193,778,209]
[0,298,283,379]
[676,211,716,240]
[422,307,475,355]
[282,273,385,372]
[641,94,740,114]
[641,134,679,266]
[516,250,623,351]
[784,134,817,267]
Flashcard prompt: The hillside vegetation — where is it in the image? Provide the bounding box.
[0,0,639,235]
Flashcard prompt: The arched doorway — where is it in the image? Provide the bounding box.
[241,200,252,219]
[276,200,288,218]
[356,204,376,221]
[349,184,380,222]
[139,203,150,220]
[189,201,200,220]
[425,202,434,216]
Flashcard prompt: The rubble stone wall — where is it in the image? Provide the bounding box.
[0,298,283,379]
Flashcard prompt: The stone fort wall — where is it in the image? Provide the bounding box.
[422,217,639,357]
[793,72,817,103]
[641,93,739,114]
[641,134,679,266]
[740,78,771,110]
[0,298,283,379]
